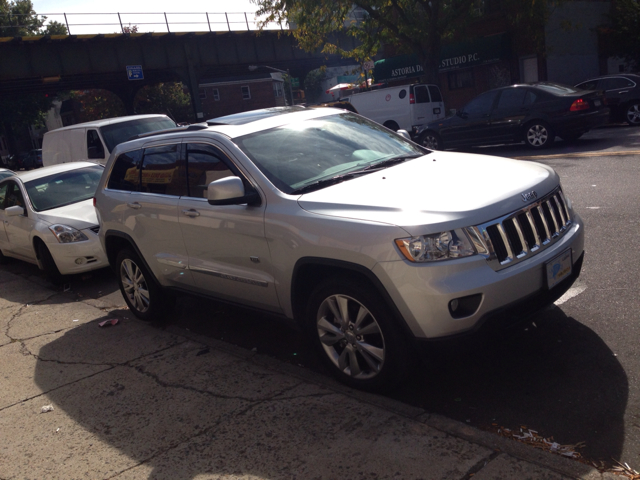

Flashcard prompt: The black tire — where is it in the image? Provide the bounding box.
[524,121,555,149]
[36,241,63,284]
[383,121,400,132]
[305,277,409,392]
[561,132,584,142]
[625,101,640,126]
[417,131,442,150]
[115,248,167,322]
[0,248,9,265]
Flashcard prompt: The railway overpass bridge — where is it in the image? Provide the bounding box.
[0,30,357,119]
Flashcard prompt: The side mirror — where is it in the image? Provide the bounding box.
[396,129,411,140]
[88,146,105,160]
[458,110,468,119]
[207,177,261,206]
[5,205,25,217]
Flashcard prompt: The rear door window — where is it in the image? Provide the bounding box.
[601,77,635,90]
[428,86,443,102]
[107,149,143,192]
[139,144,187,196]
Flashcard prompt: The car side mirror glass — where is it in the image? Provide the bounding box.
[88,146,105,160]
[5,205,25,217]
[207,176,261,206]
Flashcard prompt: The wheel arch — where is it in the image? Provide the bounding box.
[104,230,157,282]
[290,257,415,339]
[382,120,400,131]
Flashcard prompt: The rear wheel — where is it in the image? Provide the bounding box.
[417,131,442,150]
[36,241,63,284]
[306,277,409,392]
[0,249,9,265]
[116,248,167,322]
[524,121,555,149]
[625,101,640,126]
[383,121,400,132]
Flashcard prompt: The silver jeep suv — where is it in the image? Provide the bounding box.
[95,107,585,391]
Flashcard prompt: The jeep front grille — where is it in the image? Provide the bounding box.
[465,188,572,271]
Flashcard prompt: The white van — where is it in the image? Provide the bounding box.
[42,115,176,167]
[345,84,445,135]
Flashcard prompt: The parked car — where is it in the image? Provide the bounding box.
[0,168,16,180]
[575,74,640,126]
[21,149,43,170]
[42,114,177,167]
[416,82,609,150]
[6,151,28,170]
[95,107,584,391]
[0,162,108,282]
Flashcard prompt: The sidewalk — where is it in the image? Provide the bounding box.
[0,269,613,479]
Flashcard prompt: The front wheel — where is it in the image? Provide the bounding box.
[524,121,555,149]
[625,101,640,126]
[116,249,167,321]
[417,131,442,150]
[306,277,409,392]
[37,241,63,284]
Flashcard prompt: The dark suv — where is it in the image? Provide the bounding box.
[575,74,640,126]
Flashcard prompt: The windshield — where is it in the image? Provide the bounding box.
[25,166,104,212]
[235,113,428,194]
[99,117,177,152]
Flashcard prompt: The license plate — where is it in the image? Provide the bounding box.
[545,249,572,290]
[594,100,601,106]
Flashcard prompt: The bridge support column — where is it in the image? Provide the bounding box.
[183,44,204,122]
[112,86,139,116]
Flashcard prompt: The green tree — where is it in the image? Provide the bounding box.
[69,90,126,122]
[598,0,640,69]
[0,0,67,37]
[303,68,328,103]
[134,82,195,124]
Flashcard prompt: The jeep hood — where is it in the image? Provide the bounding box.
[297,151,559,235]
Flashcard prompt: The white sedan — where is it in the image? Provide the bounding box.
[0,162,108,281]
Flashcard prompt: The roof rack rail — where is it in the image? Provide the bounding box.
[127,123,209,141]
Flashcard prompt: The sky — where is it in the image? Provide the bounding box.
[30,0,275,35]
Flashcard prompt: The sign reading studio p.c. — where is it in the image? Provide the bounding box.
[440,53,480,70]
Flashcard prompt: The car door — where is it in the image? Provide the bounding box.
[177,142,281,313]
[120,142,196,288]
[489,87,529,142]
[599,77,636,111]
[440,90,499,147]
[1,180,36,260]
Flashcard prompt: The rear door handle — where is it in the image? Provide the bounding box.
[126,202,141,210]
[182,209,200,218]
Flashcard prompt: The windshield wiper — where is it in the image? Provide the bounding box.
[290,170,372,195]
[362,154,424,171]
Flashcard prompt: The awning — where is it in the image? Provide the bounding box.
[373,33,510,81]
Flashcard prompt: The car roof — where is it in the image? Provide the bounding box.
[13,162,101,183]
[578,73,640,82]
[207,106,307,125]
[44,114,171,133]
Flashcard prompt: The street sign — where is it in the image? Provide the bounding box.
[363,60,374,70]
[290,77,300,88]
[126,65,144,80]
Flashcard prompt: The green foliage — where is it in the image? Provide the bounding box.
[599,0,640,69]
[134,83,195,124]
[303,68,328,103]
[0,92,54,127]
[0,0,67,37]
[70,90,126,123]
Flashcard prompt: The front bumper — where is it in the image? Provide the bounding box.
[45,230,109,275]
[373,213,585,339]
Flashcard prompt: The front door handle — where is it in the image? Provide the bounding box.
[127,202,141,210]
[182,209,200,218]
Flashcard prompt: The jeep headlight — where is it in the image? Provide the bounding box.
[395,229,476,262]
[49,224,89,243]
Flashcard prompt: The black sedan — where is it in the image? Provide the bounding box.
[416,82,609,150]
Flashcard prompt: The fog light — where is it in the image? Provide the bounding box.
[448,294,483,319]
[450,299,459,312]
[75,258,86,265]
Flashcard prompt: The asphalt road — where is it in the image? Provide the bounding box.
[3,124,639,471]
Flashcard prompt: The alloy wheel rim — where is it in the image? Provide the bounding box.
[527,124,548,147]
[627,104,640,125]
[423,135,439,150]
[316,294,385,380]
[120,259,150,313]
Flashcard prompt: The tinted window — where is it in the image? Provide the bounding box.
[87,129,105,159]
[428,85,443,102]
[186,144,236,198]
[601,77,635,90]
[496,88,527,109]
[25,166,103,212]
[99,117,177,152]
[108,149,143,191]
[576,80,599,91]
[399,89,407,99]
[140,144,186,196]
[463,91,498,116]
[524,90,539,106]
[413,86,430,104]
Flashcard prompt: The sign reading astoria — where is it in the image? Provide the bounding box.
[374,34,509,82]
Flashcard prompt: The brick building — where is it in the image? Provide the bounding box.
[198,73,287,119]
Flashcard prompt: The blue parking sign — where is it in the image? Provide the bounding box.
[126,65,144,80]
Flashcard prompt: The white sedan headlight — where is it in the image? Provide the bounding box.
[395,229,476,262]
[49,224,89,243]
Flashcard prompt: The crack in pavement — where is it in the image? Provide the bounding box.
[460,450,501,479]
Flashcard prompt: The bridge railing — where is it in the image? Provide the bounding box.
[0,11,288,36]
